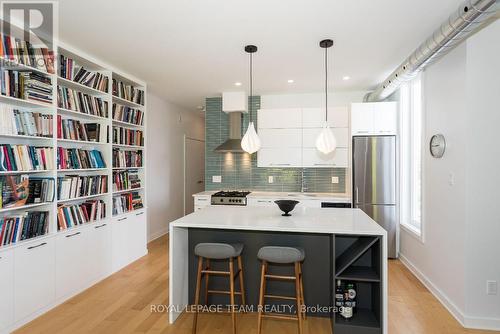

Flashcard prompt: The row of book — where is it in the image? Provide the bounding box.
[58,55,109,92]
[113,170,141,191]
[112,149,142,168]
[57,175,108,201]
[57,148,106,170]
[57,116,107,142]
[1,175,55,208]
[57,86,108,117]
[0,211,49,247]
[57,200,106,230]
[112,79,144,105]
[112,191,143,215]
[112,103,144,126]
[0,145,54,171]
[1,33,55,73]
[0,105,53,137]
[1,70,53,104]
[112,127,144,146]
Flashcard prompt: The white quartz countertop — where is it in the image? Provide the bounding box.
[193,191,351,202]
[170,206,385,236]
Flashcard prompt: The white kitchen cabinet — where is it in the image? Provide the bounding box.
[302,128,349,148]
[247,198,274,206]
[55,228,90,300]
[112,216,130,272]
[112,210,147,271]
[194,195,210,211]
[257,148,302,167]
[258,108,302,129]
[128,211,147,263]
[87,222,112,283]
[259,128,302,148]
[14,237,55,323]
[302,107,349,128]
[351,102,397,135]
[0,248,14,332]
[302,148,348,168]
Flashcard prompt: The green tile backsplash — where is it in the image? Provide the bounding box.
[205,97,347,193]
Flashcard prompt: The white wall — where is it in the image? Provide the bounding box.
[261,91,366,109]
[400,20,500,330]
[146,93,204,241]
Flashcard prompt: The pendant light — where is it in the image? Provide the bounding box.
[241,45,261,154]
[315,39,337,154]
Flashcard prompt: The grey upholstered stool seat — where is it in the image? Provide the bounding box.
[257,246,305,263]
[194,242,243,259]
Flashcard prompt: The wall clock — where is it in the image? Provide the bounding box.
[430,134,446,158]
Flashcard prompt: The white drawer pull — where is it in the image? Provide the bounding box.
[28,242,47,250]
[95,224,107,229]
[118,217,127,221]
[136,212,144,216]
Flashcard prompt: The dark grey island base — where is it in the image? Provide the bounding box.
[188,228,383,334]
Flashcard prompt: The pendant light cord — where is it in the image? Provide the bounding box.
[250,52,253,123]
[325,45,328,122]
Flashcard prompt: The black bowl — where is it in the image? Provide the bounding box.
[274,200,300,216]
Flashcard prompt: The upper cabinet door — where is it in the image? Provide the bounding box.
[257,148,302,167]
[302,148,348,168]
[259,128,302,148]
[302,128,349,148]
[258,108,302,129]
[351,103,374,135]
[372,101,397,135]
[302,107,349,128]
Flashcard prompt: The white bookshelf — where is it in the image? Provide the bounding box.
[0,26,148,333]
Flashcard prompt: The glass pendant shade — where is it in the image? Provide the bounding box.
[241,121,261,154]
[315,122,337,154]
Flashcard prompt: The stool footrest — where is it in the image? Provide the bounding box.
[264,294,297,301]
[264,274,296,281]
[202,269,241,277]
[207,289,242,296]
[261,312,299,321]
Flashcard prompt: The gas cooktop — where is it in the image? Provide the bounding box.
[211,191,251,205]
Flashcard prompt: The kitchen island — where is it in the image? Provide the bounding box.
[169,205,387,334]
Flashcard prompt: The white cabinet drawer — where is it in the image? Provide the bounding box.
[257,148,302,167]
[247,198,275,206]
[0,249,14,332]
[56,229,90,300]
[194,196,210,207]
[259,129,302,148]
[302,107,349,128]
[302,128,349,148]
[302,148,348,168]
[88,222,112,282]
[14,237,55,322]
[258,108,302,128]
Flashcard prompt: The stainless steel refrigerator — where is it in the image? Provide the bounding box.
[352,136,398,258]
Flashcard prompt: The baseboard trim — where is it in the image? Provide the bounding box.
[399,253,500,331]
[148,227,169,242]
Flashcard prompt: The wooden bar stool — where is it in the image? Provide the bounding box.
[192,242,246,334]
[257,246,306,334]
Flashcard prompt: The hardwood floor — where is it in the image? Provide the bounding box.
[15,235,498,334]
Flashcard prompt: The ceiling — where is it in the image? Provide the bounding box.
[58,0,463,110]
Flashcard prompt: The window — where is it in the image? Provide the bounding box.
[400,75,423,239]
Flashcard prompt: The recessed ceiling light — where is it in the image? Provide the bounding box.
[342,76,350,81]
[287,79,294,83]
[234,82,242,86]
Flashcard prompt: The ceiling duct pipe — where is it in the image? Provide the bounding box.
[364,0,499,102]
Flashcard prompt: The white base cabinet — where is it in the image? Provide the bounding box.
[0,209,148,334]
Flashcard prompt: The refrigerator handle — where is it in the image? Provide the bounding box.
[355,187,359,205]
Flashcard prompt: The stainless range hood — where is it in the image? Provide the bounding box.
[214,112,245,153]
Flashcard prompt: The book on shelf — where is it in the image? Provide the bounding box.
[57,148,106,170]
[57,199,105,230]
[112,79,144,106]
[112,127,143,146]
[57,174,108,200]
[57,115,107,142]
[57,86,108,117]
[0,175,55,208]
[0,105,53,137]
[58,54,109,92]
[1,69,53,104]
[112,103,144,126]
[1,34,55,73]
[113,169,141,191]
[112,149,142,168]
[113,191,143,215]
[0,144,54,171]
[0,211,50,246]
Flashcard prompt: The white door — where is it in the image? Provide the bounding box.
[55,229,89,299]
[184,137,205,215]
[0,249,14,332]
[14,238,56,322]
[88,222,112,282]
[351,103,374,135]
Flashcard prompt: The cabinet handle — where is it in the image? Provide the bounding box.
[118,217,127,221]
[257,200,271,203]
[65,232,81,238]
[136,212,144,216]
[314,163,335,166]
[27,242,47,250]
[357,131,369,134]
[95,224,107,229]
[271,163,291,166]
[355,187,359,204]
[197,198,208,201]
